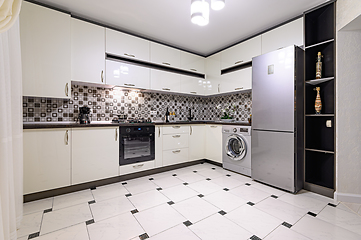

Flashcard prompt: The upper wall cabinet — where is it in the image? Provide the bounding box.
[150,42,181,69]
[150,69,181,93]
[180,52,205,73]
[106,29,150,62]
[261,18,303,54]
[20,2,71,99]
[220,67,252,93]
[204,53,221,95]
[71,18,105,84]
[221,36,261,70]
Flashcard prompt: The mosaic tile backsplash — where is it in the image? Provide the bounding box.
[23,85,252,122]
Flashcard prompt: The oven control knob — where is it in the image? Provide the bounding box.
[126,128,131,133]
[233,128,237,132]
[146,127,149,131]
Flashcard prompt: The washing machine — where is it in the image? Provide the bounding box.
[222,125,251,176]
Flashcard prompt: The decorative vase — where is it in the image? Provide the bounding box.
[314,87,322,114]
[316,52,323,79]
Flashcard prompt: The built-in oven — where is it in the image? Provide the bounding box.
[119,125,155,166]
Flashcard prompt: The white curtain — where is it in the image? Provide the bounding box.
[0,4,23,240]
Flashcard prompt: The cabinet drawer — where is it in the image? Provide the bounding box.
[163,133,189,150]
[120,160,155,176]
[163,148,189,166]
[162,125,189,135]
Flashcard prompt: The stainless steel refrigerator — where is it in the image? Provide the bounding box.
[251,45,304,193]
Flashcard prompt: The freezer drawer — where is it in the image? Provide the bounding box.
[251,130,295,192]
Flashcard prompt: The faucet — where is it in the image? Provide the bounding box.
[187,108,194,121]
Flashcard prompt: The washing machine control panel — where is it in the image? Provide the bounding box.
[239,128,248,133]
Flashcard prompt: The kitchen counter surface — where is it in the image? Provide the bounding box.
[23,121,251,129]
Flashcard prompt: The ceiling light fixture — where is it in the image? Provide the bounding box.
[211,0,225,10]
[191,0,224,26]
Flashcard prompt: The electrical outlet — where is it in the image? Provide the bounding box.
[326,120,332,128]
[150,111,157,115]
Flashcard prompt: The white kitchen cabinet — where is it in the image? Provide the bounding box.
[180,52,205,73]
[221,36,261,70]
[150,69,181,93]
[162,125,189,135]
[220,67,252,93]
[163,148,189,166]
[120,161,155,175]
[180,76,205,95]
[189,125,205,161]
[106,29,150,62]
[162,125,189,166]
[163,133,189,151]
[155,126,163,168]
[205,125,222,163]
[204,53,222,95]
[20,2,71,99]
[71,18,105,84]
[261,18,304,54]
[106,60,150,89]
[150,42,181,68]
[72,127,119,185]
[23,129,71,194]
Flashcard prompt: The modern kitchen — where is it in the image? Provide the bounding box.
[1,0,361,240]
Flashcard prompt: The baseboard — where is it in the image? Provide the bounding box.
[334,192,361,204]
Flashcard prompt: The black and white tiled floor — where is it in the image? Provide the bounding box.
[18,163,361,240]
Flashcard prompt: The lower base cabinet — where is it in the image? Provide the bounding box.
[189,125,205,161]
[163,148,189,166]
[72,127,119,185]
[119,160,155,175]
[23,129,71,194]
[205,125,222,163]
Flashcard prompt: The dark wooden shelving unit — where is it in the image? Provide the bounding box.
[303,1,336,198]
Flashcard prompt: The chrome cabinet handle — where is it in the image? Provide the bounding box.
[235,60,244,65]
[124,83,135,87]
[133,164,144,169]
[172,126,181,129]
[162,62,170,65]
[158,127,161,137]
[210,125,217,128]
[190,68,197,72]
[190,91,197,94]
[172,150,181,154]
[115,129,118,141]
[235,87,243,90]
[162,88,170,91]
[65,130,69,145]
[124,53,135,58]
[278,47,283,50]
[172,135,181,138]
[65,83,69,97]
[190,126,192,135]
[218,84,220,93]
[101,70,104,83]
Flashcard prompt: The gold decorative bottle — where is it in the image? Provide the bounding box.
[316,52,323,79]
[314,87,322,114]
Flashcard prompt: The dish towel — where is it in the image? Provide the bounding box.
[0,0,22,33]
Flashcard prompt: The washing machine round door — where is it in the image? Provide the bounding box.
[225,134,247,161]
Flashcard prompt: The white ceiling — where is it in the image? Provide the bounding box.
[31,0,329,56]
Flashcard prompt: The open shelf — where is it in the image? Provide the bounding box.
[305,148,334,154]
[305,41,334,81]
[306,77,334,85]
[306,116,334,152]
[305,39,334,49]
[305,151,334,189]
[306,114,334,117]
[305,80,334,115]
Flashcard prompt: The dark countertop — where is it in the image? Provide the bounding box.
[23,121,251,129]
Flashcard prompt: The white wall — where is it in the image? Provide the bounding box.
[336,0,361,203]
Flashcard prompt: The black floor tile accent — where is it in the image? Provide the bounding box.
[167,201,175,205]
[156,187,163,191]
[250,235,262,240]
[212,168,216,170]
[86,219,95,225]
[90,186,96,190]
[131,209,139,214]
[206,178,211,181]
[139,233,149,240]
[307,211,317,217]
[247,202,255,206]
[28,232,40,239]
[125,193,132,197]
[88,200,96,205]
[226,174,231,177]
[282,222,293,228]
[328,203,337,207]
[245,183,251,186]
[183,220,193,227]
[271,195,278,199]
[183,182,189,185]
[43,208,52,214]
[122,182,127,185]
[198,194,204,198]
[193,171,198,173]
[223,188,229,191]
[149,178,154,181]
[218,210,227,215]
[172,174,177,176]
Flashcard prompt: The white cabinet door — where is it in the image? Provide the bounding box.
[189,125,205,161]
[150,42,181,68]
[220,67,252,93]
[261,18,304,54]
[119,161,155,175]
[106,29,150,62]
[163,148,189,166]
[155,126,163,168]
[23,129,71,194]
[221,36,261,70]
[180,52,205,73]
[20,2,71,99]
[106,60,150,89]
[72,127,119,185]
[163,133,189,151]
[162,125,189,135]
[71,18,105,84]
[180,75,205,95]
[150,69,181,92]
[205,53,221,95]
[205,125,222,163]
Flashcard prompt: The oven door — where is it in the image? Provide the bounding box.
[119,132,155,165]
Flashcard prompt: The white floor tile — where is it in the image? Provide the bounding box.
[230,185,270,203]
[160,184,199,203]
[209,175,244,189]
[90,195,135,222]
[189,214,252,240]
[343,202,361,213]
[187,180,223,195]
[278,192,329,214]
[150,170,175,179]
[196,168,225,179]
[172,196,219,223]
[35,223,89,240]
[264,225,311,240]
[292,215,361,240]
[23,198,53,215]
[251,182,288,197]
[228,173,252,183]
[172,167,198,176]
[128,189,169,211]
[203,190,247,212]
[175,172,205,183]
[186,163,213,171]
[17,211,43,238]
[255,197,307,225]
[317,205,361,235]
[298,189,339,205]
[16,236,28,240]
[225,204,283,238]
[148,224,200,240]
[152,176,184,189]
[134,204,186,237]
[53,190,94,211]
[41,203,92,235]
[87,212,144,240]
[91,183,129,202]
[123,177,159,195]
